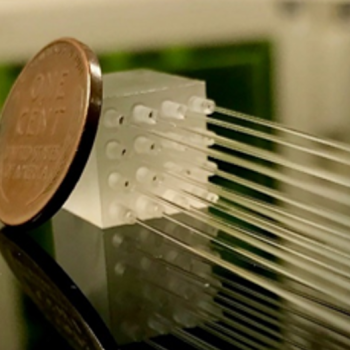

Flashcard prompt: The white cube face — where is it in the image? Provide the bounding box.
[65,70,216,229]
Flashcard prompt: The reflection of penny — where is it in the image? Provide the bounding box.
[0,227,118,350]
[0,38,102,227]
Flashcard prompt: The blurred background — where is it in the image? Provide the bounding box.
[1,0,350,349]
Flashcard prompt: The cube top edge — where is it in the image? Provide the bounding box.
[103,69,204,99]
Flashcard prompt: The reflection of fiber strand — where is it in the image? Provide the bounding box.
[62,70,350,349]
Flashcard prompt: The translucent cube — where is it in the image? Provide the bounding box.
[64,70,215,228]
[53,69,220,345]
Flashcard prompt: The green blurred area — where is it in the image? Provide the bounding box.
[100,42,273,119]
[0,41,275,349]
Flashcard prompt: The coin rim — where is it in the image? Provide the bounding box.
[0,38,103,228]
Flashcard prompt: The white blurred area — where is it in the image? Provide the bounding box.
[1,0,350,349]
[0,0,277,63]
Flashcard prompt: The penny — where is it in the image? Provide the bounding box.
[0,38,102,227]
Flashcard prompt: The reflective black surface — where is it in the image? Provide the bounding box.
[0,226,119,350]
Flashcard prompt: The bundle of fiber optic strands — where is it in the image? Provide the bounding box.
[111,106,350,350]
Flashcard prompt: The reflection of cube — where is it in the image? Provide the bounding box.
[64,69,216,228]
[53,210,220,345]
[54,70,220,345]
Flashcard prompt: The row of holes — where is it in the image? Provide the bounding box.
[104,108,155,128]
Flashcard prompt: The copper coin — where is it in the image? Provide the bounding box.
[0,38,102,227]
